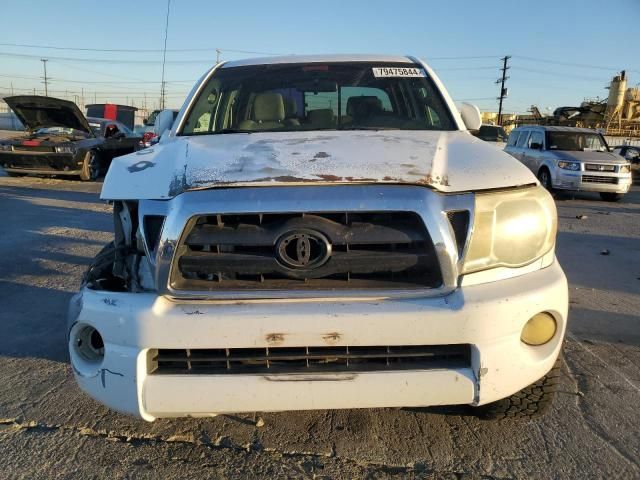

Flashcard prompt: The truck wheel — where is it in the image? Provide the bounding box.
[474,354,563,420]
[599,192,623,202]
[80,150,100,181]
[537,168,554,192]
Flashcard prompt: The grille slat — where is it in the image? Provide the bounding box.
[585,164,616,172]
[172,211,442,291]
[152,344,471,375]
[582,175,618,184]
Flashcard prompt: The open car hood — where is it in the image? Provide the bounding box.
[102,130,537,200]
[3,95,93,135]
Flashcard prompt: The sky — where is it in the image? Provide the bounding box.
[1,0,639,114]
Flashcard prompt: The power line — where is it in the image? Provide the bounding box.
[0,42,282,55]
[513,55,639,74]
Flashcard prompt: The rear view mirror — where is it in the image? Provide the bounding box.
[295,79,338,93]
[459,103,482,131]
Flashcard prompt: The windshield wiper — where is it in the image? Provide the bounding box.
[338,126,401,131]
[217,128,252,134]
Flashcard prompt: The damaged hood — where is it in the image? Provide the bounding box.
[102,130,536,200]
[3,95,93,135]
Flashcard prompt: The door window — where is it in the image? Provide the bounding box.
[515,130,529,148]
[507,131,520,147]
[527,131,544,149]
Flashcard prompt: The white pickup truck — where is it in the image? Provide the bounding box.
[68,54,567,421]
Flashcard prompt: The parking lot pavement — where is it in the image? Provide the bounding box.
[0,176,638,479]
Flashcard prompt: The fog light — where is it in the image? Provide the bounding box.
[521,313,557,346]
[75,325,104,363]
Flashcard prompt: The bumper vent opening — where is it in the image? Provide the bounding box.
[171,211,442,291]
[446,210,470,258]
[150,344,472,375]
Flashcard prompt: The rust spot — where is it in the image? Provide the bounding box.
[266,333,285,344]
[323,332,341,343]
[344,176,376,182]
[316,174,343,181]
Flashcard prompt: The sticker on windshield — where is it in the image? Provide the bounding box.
[372,67,426,78]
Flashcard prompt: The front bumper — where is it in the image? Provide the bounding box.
[0,151,82,175]
[68,260,568,421]
[553,170,632,193]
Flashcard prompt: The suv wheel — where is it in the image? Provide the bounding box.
[599,192,624,202]
[474,354,563,420]
[80,150,100,181]
[538,168,553,192]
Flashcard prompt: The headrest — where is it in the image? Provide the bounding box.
[308,109,334,125]
[284,97,297,117]
[346,96,383,118]
[253,93,285,122]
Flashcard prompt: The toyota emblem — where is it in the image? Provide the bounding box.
[276,229,332,269]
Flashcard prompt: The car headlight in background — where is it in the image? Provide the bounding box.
[557,160,581,171]
[462,186,557,274]
[619,164,631,174]
[55,146,76,154]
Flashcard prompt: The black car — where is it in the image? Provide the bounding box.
[612,145,640,164]
[474,124,508,143]
[0,96,141,181]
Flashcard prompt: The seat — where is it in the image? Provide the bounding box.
[283,97,300,127]
[238,93,286,131]
[307,109,335,129]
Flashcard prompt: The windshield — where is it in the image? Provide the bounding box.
[546,132,608,152]
[34,126,89,137]
[180,62,455,135]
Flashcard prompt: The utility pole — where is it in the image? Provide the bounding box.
[159,0,171,109]
[41,58,49,96]
[216,49,222,64]
[496,55,511,125]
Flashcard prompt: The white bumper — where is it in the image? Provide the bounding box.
[68,261,568,421]
[553,170,632,193]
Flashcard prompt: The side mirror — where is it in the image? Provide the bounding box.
[459,103,482,131]
[530,142,542,150]
[142,118,148,126]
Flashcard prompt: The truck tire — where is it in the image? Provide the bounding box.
[474,354,563,420]
[80,150,100,181]
[599,192,623,202]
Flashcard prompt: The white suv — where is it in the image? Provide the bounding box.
[68,55,567,421]
[505,125,632,201]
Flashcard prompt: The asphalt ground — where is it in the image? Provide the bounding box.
[0,174,638,479]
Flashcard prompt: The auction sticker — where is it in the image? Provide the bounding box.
[372,67,426,77]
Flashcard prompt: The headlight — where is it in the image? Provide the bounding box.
[619,164,631,174]
[55,146,75,154]
[462,186,557,274]
[557,160,580,171]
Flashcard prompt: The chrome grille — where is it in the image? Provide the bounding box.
[584,164,616,172]
[151,344,472,375]
[171,211,442,291]
[582,175,618,184]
